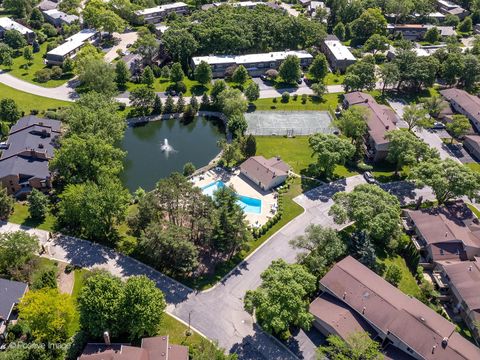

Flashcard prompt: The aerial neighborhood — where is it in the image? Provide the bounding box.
[4,0,480,359]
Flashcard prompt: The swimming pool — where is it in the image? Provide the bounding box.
[201,181,262,214]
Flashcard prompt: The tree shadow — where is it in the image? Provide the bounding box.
[190,84,208,96]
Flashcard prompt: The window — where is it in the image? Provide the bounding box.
[407,348,414,354]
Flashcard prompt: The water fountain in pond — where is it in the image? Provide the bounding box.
[160,138,175,154]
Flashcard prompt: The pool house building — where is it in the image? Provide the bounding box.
[191,51,313,78]
[45,29,99,66]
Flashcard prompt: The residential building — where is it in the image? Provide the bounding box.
[435,260,480,344]
[79,335,188,360]
[436,0,469,19]
[387,24,456,41]
[403,201,480,265]
[0,279,28,342]
[42,9,79,27]
[320,35,356,72]
[240,156,290,191]
[38,0,60,11]
[464,135,480,160]
[0,18,35,44]
[0,116,61,197]
[191,50,313,78]
[440,88,480,132]
[343,92,398,161]
[201,1,280,10]
[135,2,189,24]
[298,0,311,7]
[308,1,329,18]
[45,29,99,65]
[310,256,480,360]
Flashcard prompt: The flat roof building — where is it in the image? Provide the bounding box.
[343,92,398,162]
[311,256,480,360]
[387,24,456,41]
[320,34,356,72]
[42,9,79,27]
[45,29,99,65]
[192,50,313,78]
[0,17,35,43]
[135,2,189,24]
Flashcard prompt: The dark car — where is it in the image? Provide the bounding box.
[165,89,177,96]
[260,74,268,81]
[363,171,377,184]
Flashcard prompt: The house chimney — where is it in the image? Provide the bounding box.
[432,345,437,354]
[469,265,473,271]
[343,291,347,299]
[103,331,111,345]
[442,337,448,347]
[362,306,366,314]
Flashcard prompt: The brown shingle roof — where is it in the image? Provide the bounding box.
[343,92,398,147]
[240,156,290,186]
[320,256,480,360]
[440,88,480,124]
[442,260,480,312]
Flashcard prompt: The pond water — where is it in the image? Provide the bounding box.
[120,116,225,192]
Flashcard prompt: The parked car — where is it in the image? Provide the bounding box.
[363,171,377,184]
[165,89,177,96]
[260,74,268,81]
[431,122,446,130]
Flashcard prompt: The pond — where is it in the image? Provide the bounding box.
[120,116,225,192]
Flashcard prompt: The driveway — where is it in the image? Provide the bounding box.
[104,31,139,63]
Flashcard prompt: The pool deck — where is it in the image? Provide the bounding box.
[191,168,277,227]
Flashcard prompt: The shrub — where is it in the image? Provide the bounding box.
[301,94,308,104]
[272,97,277,103]
[281,92,290,103]
[46,41,59,52]
[357,161,373,171]
[30,109,39,115]
[51,66,63,80]
[35,68,52,83]
[175,81,187,94]
[32,268,57,290]
[293,94,298,101]
[65,264,75,274]
[118,103,126,111]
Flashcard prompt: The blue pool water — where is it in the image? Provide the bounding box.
[201,181,262,214]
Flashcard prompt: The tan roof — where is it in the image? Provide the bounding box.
[320,256,480,360]
[406,202,480,250]
[442,260,480,312]
[343,92,398,147]
[464,134,480,146]
[240,156,290,186]
[309,293,374,339]
[440,88,480,124]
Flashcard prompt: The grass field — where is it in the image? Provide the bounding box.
[252,92,341,111]
[324,72,345,85]
[466,162,480,173]
[1,42,73,88]
[9,202,56,231]
[0,82,70,114]
[377,255,421,297]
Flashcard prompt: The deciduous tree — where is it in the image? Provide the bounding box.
[308,54,328,81]
[232,65,248,86]
[308,133,355,178]
[194,60,212,85]
[244,81,260,102]
[279,55,301,84]
[0,185,13,221]
[28,189,48,220]
[317,332,383,360]
[0,231,39,276]
[446,114,470,142]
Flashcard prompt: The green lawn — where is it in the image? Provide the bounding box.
[377,255,421,297]
[127,77,212,96]
[466,162,480,173]
[0,82,70,114]
[252,93,341,111]
[9,202,56,231]
[324,72,345,85]
[467,203,480,218]
[159,314,204,348]
[1,41,74,88]
[72,268,88,300]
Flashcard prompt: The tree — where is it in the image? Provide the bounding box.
[142,66,155,87]
[447,114,470,142]
[350,230,377,270]
[170,62,184,83]
[1,54,12,69]
[343,58,376,92]
[279,55,301,84]
[333,22,346,41]
[210,80,227,106]
[183,162,196,176]
[4,0,37,18]
[216,88,248,118]
[189,95,199,113]
[115,60,130,90]
[0,98,20,123]
[350,8,387,43]
[4,30,27,49]
[194,60,212,85]
[384,263,402,286]
[244,134,256,157]
[329,184,402,244]
[232,65,249,86]
[63,57,75,73]
[459,16,473,33]
[0,231,39,276]
[152,94,163,115]
[290,225,346,278]
[309,54,328,82]
[422,95,446,119]
[132,31,159,65]
[23,47,33,67]
[244,81,260,102]
[65,92,125,143]
[460,54,480,91]
[28,189,48,220]
[212,186,251,258]
[410,158,480,204]
[162,28,199,68]
[57,178,130,240]
[129,86,156,116]
[335,107,367,156]
[177,92,185,113]
[308,133,355,178]
[18,288,76,343]
[0,185,14,221]
[78,272,124,337]
[191,339,238,360]
[311,82,326,99]
[244,259,316,335]
[122,276,166,340]
[402,104,432,131]
[164,95,176,114]
[424,26,440,44]
[317,332,383,360]
[51,134,125,185]
[442,52,464,86]
[77,58,116,95]
[363,34,388,54]
[386,130,438,173]
[227,113,248,137]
